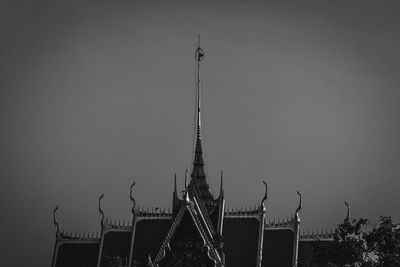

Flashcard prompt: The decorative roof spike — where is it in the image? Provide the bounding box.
[219,170,224,197]
[344,201,350,222]
[190,37,214,204]
[98,194,105,226]
[295,190,302,222]
[53,205,61,233]
[130,181,136,214]
[194,34,204,142]
[261,180,268,212]
[174,174,177,192]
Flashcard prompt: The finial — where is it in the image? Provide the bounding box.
[98,194,104,226]
[195,36,204,142]
[344,201,350,221]
[53,205,60,233]
[130,181,136,214]
[296,191,302,213]
[261,180,268,210]
[195,35,204,62]
[295,191,302,220]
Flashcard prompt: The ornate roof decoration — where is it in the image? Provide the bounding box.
[149,190,224,267]
[57,230,101,241]
[261,180,268,212]
[98,194,105,227]
[136,206,172,217]
[102,217,132,230]
[295,190,302,223]
[224,206,260,217]
[53,205,61,235]
[265,216,297,228]
[345,201,350,222]
[189,35,214,206]
[130,181,136,215]
[300,228,334,240]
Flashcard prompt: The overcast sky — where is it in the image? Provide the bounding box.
[1,0,400,266]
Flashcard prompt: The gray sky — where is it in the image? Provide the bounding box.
[1,0,400,266]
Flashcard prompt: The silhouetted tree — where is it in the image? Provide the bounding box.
[311,218,369,266]
[312,216,400,267]
[367,216,400,266]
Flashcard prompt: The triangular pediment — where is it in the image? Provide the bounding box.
[149,192,223,267]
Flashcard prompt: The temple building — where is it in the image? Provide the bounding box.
[51,40,337,267]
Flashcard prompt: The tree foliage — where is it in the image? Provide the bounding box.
[367,216,400,266]
[312,216,400,267]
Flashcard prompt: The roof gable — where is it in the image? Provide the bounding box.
[149,193,223,266]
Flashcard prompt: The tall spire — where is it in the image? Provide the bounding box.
[190,35,213,204]
[195,34,204,141]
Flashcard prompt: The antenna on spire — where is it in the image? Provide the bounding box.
[195,34,204,141]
